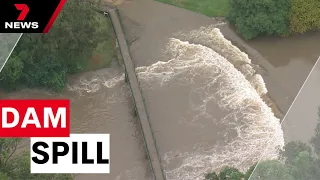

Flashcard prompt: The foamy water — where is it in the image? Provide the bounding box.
[67,70,130,104]
[67,26,284,180]
[136,27,284,180]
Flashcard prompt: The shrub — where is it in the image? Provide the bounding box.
[243,163,256,180]
[205,172,219,180]
[0,0,107,92]
[227,0,291,39]
[290,0,320,34]
[219,167,244,180]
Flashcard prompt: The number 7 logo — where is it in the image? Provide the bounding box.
[14,4,29,21]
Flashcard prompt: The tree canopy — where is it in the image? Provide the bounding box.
[227,0,291,39]
[0,0,113,92]
[206,107,320,180]
[289,0,320,34]
[227,0,320,39]
[0,139,72,179]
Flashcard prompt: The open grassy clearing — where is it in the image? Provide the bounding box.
[156,0,229,17]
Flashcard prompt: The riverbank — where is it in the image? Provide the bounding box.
[0,5,118,93]
[117,0,281,177]
[86,12,118,71]
[0,4,122,179]
[156,0,229,17]
[116,0,319,178]
[2,62,152,180]
[157,0,320,39]
[1,0,319,179]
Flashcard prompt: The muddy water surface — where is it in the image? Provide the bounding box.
[246,32,320,113]
[134,27,284,180]
[2,2,319,179]
[118,0,320,178]
[1,64,152,180]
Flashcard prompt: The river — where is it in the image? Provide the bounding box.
[2,26,319,180]
[134,26,284,180]
[1,63,153,180]
[1,7,320,180]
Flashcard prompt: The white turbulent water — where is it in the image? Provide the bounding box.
[67,27,284,180]
[175,26,268,96]
[67,74,126,95]
[136,27,284,180]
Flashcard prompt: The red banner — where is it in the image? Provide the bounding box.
[0,100,70,137]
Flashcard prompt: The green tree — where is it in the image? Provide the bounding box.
[243,163,256,180]
[281,141,312,164]
[0,172,9,180]
[0,34,20,68]
[0,55,24,91]
[227,0,291,39]
[311,107,320,156]
[205,171,219,180]
[0,139,20,166]
[247,160,294,180]
[0,139,72,179]
[289,151,320,180]
[0,0,107,92]
[218,167,244,180]
[289,0,320,34]
[205,107,320,180]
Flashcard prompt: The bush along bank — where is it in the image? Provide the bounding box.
[0,0,116,92]
[228,0,320,39]
[205,108,320,180]
[156,0,320,39]
[289,0,320,34]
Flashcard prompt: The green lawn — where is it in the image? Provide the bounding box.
[87,11,117,71]
[157,0,230,17]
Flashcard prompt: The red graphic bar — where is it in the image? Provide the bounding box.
[0,100,70,138]
[43,0,67,33]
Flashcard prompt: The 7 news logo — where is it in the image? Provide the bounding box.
[0,0,66,33]
[5,4,39,30]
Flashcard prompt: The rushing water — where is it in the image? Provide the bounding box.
[2,64,153,180]
[135,27,284,180]
[3,25,318,180]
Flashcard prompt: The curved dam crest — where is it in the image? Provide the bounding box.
[67,25,285,180]
[1,16,286,180]
[85,22,284,179]
[135,27,284,180]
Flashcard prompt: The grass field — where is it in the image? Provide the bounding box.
[87,11,117,71]
[156,0,230,17]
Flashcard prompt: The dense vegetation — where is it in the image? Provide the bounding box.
[205,108,320,180]
[0,0,116,92]
[0,1,115,178]
[157,0,320,39]
[289,0,320,34]
[227,0,291,39]
[0,34,21,70]
[0,139,72,179]
[228,0,320,39]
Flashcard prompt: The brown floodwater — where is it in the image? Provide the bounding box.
[245,31,320,114]
[118,0,320,178]
[1,63,153,180]
[1,1,319,179]
[1,30,319,180]
[246,31,320,67]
